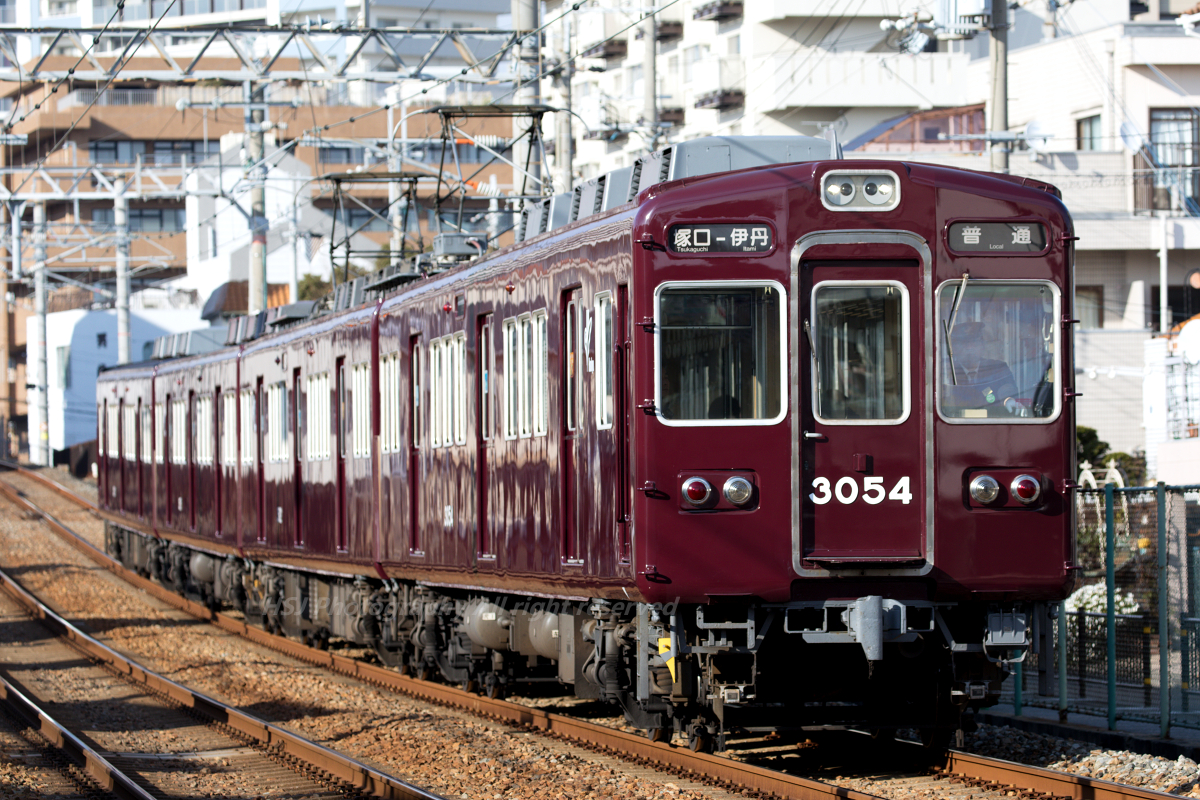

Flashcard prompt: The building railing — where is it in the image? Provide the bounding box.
[59,88,158,109]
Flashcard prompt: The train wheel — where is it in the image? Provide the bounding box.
[647,727,671,744]
[461,677,478,694]
[687,725,712,754]
[418,665,433,682]
[484,676,505,700]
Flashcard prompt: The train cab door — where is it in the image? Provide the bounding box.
[799,260,925,566]
[476,316,494,566]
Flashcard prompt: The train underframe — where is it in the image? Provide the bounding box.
[106,522,1025,752]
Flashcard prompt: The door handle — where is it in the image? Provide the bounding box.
[803,431,824,440]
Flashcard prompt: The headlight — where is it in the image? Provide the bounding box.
[820,170,901,211]
[723,476,754,506]
[969,474,1000,504]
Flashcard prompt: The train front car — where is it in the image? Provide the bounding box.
[627,160,1075,750]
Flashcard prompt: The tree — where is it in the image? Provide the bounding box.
[1077,426,1109,467]
[297,272,330,301]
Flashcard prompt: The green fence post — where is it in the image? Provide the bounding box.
[1059,600,1068,722]
[1014,657,1023,716]
[1159,482,1170,738]
[1107,481,1117,731]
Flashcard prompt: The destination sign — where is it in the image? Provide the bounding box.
[668,224,774,254]
[949,221,1048,253]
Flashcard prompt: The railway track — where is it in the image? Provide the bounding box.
[0,462,1182,800]
[0,542,444,800]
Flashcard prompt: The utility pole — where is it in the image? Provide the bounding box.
[387,100,405,267]
[115,188,130,364]
[989,0,1009,173]
[643,1,657,151]
[555,14,574,192]
[32,201,46,466]
[246,81,268,315]
[512,0,541,195]
[290,192,299,304]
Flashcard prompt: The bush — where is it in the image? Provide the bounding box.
[1065,583,1140,615]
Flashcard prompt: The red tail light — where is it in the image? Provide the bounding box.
[1011,475,1041,505]
[682,477,712,506]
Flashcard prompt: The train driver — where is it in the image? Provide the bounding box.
[943,321,1020,418]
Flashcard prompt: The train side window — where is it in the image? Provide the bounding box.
[453,332,467,445]
[937,280,1060,423]
[306,373,330,460]
[595,293,614,430]
[656,282,786,425]
[352,363,370,457]
[239,389,255,464]
[411,343,422,448]
[221,392,237,465]
[565,302,577,432]
[170,398,187,464]
[107,402,119,458]
[430,340,444,448]
[811,282,908,424]
[480,322,492,441]
[195,395,214,465]
[379,354,399,454]
[533,311,548,436]
[503,317,520,440]
[142,405,153,464]
[266,382,288,462]
[154,403,164,464]
[519,313,534,438]
[123,403,137,461]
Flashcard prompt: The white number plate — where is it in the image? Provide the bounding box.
[810,476,912,505]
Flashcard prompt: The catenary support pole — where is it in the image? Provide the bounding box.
[33,201,47,466]
[246,81,267,315]
[643,0,656,150]
[512,0,540,195]
[1161,214,1170,333]
[556,14,573,192]
[1159,482,1171,737]
[1106,481,1117,731]
[989,0,1008,173]
[1058,600,1068,722]
[115,189,130,365]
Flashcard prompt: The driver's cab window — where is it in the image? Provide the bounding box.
[937,281,1059,422]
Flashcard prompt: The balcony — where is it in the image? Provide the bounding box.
[59,88,158,109]
[660,107,685,125]
[581,39,627,61]
[753,51,969,113]
[634,20,683,42]
[692,57,744,110]
[693,1,742,21]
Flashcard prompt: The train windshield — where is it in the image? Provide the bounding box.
[657,284,783,423]
[938,281,1058,421]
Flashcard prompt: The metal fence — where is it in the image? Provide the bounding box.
[1001,483,1200,735]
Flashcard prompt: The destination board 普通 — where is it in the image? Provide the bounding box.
[949,222,1048,253]
[668,224,773,254]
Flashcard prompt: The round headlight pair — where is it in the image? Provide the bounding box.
[969,474,1041,505]
[682,476,754,507]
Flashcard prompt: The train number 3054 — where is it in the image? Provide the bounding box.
[810,476,913,506]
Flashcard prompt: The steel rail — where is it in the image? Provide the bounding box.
[0,463,1185,800]
[0,530,444,799]
[0,669,157,800]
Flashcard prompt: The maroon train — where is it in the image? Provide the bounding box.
[97,136,1076,751]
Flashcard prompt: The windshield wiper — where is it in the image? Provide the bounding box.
[804,318,821,415]
[944,272,970,386]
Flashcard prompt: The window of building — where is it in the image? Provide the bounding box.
[89,139,145,165]
[352,363,370,457]
[1076,286,1104,329]
[1077,115,1102,151]
[684,44,710,83]
[658,284,785,424]
[97,332,107,348]
[318,146,367,164]
[266,382,287,462]
[346,206,389,232]
[56,345,70,388]
[811,283,906,423]
[123,403,137,460]
[937,281,1060,422]
[595,294,614,429]
[142,405,152,464]
[195,395,213,465]
[91,206,186,232]
[170,398,187,464]
[221,392,237,465]
[305,372,330,460]
[240,389,255,464]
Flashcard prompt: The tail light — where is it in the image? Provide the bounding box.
[1010,475,1041,505]
[682,477,712,506]
[969,475,1000,504]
